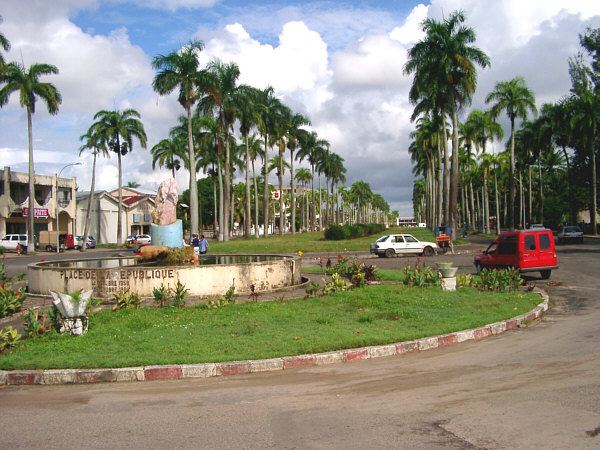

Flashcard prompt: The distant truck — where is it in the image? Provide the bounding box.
[38,231,75,252]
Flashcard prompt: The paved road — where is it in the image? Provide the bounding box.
[1,238,599,448]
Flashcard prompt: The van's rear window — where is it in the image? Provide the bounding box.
[498,242,517,254]
[539,233,551,250]
[524,234,536,251]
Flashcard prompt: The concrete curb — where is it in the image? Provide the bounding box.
[0,288,549,386]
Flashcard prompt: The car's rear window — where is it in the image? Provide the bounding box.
[539,233,551,250]
[565,227,581,232]
[376,235,389,243]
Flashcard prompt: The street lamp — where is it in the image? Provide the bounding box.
[56,162,82,253]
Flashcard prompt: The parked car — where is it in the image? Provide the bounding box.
[127,234,151,244]
[370,234,438,257]
[0,234,28,253]
[473,229,558,279]
[529,223,546,229]
[557,226,583,244]
[74,235,97,249]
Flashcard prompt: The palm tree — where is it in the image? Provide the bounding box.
[151,136,186,178]
[486,76,537,230]
[465,109,503,233]
[405,10,489,234]
[0,16,10,70]
[297,131,329,231]
[570,91,600,235]
[152,40,205,237]
[78,127,109,251]
[234,85,261,238]
[0,61,62,252]
[286,113,310,234]
[255,86,285,237]
[91,109,147,245]
[295,167,311,230]
[197,59,241,241]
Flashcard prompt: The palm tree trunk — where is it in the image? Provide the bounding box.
[81,152,97,252]
[310,164,316,231]
[495,170,501,235]
[263,139,269,238]
[278,152,284,236]
[290,149,296,234]
[519,171,524,228]
[252,158,259,238]
[436,138,443,227]
[561,145,576,224]
[508,118,516,231]
[187,105,199,237]
[223,135,231,242]
[483,168,490,234]
[217,157,224,241]
[27,108,36,254]
[450,107,460,238]
[528,166,532,224]
[538,155,544,224]
[244,135,251,238]
[318,176,323,230]
[589,137,597,235]
[117,141,123,246]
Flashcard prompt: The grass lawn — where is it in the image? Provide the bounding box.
[208,227,440,253]
[0,285,539,370]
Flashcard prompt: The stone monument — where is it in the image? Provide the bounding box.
[150,178,183,248]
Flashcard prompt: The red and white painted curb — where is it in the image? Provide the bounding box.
[0,289,549,386]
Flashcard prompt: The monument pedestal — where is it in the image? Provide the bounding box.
[151,219,183,248]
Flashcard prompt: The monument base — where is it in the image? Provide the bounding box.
[151,219,183,248]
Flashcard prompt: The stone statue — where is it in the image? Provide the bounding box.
[152,178,178,226]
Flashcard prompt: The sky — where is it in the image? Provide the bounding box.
[2,0,600,216]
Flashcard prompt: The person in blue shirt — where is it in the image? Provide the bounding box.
[198,234,209,254]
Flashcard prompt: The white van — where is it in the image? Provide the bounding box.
[0,234,28,252]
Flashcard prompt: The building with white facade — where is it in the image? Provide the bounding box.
[76,187,155,244]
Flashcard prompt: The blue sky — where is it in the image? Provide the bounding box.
[2,0,600,216]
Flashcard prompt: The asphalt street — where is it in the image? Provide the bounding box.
[0,237,599,448]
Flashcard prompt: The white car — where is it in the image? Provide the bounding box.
[127,234,151,244]
[557,226,583,244]
[370,234,438,257]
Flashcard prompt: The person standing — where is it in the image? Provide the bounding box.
[191,233,200,255]
[198,234,209,254]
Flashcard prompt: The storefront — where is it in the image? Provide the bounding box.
[0,166,77,238]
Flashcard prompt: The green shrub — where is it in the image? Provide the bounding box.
[325,256,381,287]
[477,268,522,292]
[23,307,56,337]
[324,224,349,240]
[207,285,236,309]
[112,290,142,310]
[402,262,439,287]
[0,282,25,318]
[322,273,352,295]
[347,224,365,238]
[0,326,21,352]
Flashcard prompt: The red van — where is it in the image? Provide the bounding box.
[474,229,558,279]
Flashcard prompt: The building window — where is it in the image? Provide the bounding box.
[133,214,140,223]
[143,213,151,222]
